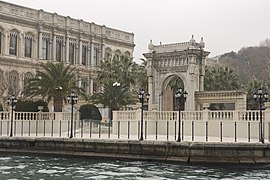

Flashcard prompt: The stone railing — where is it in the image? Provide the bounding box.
[112,109,270,142]
[0,109,269,143]
[0,111,80,137]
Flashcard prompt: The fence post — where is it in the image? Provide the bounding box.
[264,102,270,142]
[112,111,117,135]
[54,112,63,137]
[202,103,210,141]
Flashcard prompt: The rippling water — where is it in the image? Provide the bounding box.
[0,153,270,179]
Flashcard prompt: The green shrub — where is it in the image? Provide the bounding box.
[15,100,49,112]
[79,104,102,121]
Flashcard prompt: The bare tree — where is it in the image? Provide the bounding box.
[0,71,9,110]
[260,38,270,47]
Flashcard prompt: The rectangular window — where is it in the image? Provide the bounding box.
[81,80,87,93]
[69,43,75,64]
[56,40,62,62]
[93,47,99,66]
[42,38,49,59]
[9,35,17,56]
[82,46,87,65]
[24,38,32,58]
[93,82,97,93]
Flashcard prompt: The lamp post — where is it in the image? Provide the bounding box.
[7,95,17,137]
[138,89,150,141]
[253,88,268,143]
[175,88,188,142]
[67,92,78,138]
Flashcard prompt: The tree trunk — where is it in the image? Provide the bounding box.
[53,96,63,112]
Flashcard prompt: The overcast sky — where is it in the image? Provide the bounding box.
[5,0,270,62]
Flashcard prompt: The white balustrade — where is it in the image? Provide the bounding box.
[0,109,269,142]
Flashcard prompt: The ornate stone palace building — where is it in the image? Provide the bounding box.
[0,1,135,99]
[144,36,246,111]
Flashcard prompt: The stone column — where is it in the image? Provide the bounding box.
[199,75,204,91]
[52,31,56,61]
[48,37,52,60]
[90,42,94,66]
[78,78,82,88]
[86,76,90,94]
[33,35,37,60]
[101,43,105,61]
[148,76,153,111]
[65,35,69,63]
[78,40,82,65]
[3,30,9,55]
[90,78,94,94]
[18,33,23,58]
[87,46,90,67]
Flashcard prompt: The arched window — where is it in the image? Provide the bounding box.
[24,33,33,58]
[125,51,131,58]
[104,47,112,60]
[114,50,121,60]
[82,43,88,66]
[41,33,50,60]
[9,30,18,56]
[56,36,63,62]
[8,70,19,95]
[93,45,100,67]
[81,78,88,93]
[23,72,33,94]
[69,38,76,64]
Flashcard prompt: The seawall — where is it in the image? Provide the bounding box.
[0,137,270,164]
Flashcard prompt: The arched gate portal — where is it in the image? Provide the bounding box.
[143,36,210,111]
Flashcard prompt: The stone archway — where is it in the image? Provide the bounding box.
[162,75,184,111]
[143,36,210,111]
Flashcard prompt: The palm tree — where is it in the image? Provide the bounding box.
[24,62,85,112]
[133,58,148,91]
[245,79,267,110]
[90,79,136,120]
[97,55,136,87]
[204,66,241,91]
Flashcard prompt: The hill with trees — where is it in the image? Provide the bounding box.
[218,39,270,84]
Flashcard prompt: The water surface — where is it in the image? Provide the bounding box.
[0,153,270,179]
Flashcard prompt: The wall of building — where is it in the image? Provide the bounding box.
[0,1,135,98]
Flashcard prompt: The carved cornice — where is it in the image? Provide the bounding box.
[157,65,188,73]
[195,90,247,102]
[0,56,39,70]
[0,1,134,46]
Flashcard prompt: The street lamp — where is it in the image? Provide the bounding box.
[175,88,188,142]
[138,89,150,141]
[253,88,268,143]
[7,95,17,137]
[67,92,78,138]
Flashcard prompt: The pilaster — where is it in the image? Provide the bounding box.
[79,39,82,65]
[4,29,9,55]
[38,29,43,59]
[65,32,69,63]
[52,30,56,61]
